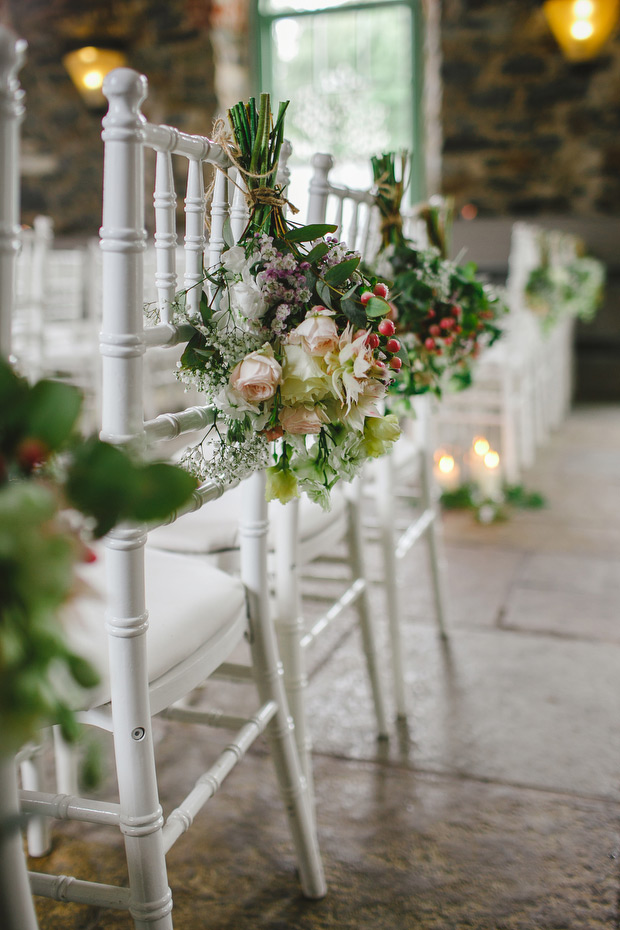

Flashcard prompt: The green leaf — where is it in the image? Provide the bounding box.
[131,463,197,523]
[315,280,333,309]
[65,439,139,536]
[341,298,366,329]
[284,224,338,243]
[24,380,83,450]
[323,256,360,287]
[303,241,331,265]
[199,290,211,325]
[365,296,391,318]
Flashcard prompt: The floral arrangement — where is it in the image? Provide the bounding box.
[525,236,604,333]
[0,360,196,756]
[368,152,507,402]
[174,95,401,508]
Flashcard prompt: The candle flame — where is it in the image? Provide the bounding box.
[438,454,455,474]
[473,437,490,457]
[484,450,500,470]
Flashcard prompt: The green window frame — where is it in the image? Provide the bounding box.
[252,0,426,203]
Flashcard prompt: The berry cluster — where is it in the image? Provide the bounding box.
[361,283,403,371]
[418,302,464,356]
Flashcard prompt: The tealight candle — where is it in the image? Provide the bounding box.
[479,449,502,499]
[434,452,460,492]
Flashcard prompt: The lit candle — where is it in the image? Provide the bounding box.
[469,435,489,486]
[479,449,502,499]
[434,452,461,492]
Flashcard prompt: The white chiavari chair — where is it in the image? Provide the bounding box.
[0,26,46,930]
[305,152,449,719]
[20,67,326,928]
[148,144,390,795]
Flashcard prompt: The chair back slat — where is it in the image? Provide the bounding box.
[183,157,206,315]
[307,151,379,260]
[230,169,249,243]
[153,151,178,323]
[0,28,26,356]
[208,167,228,277]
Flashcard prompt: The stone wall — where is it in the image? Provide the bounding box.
[441,0,620,218]
[1,0,218,235]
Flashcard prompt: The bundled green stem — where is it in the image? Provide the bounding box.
[227,94,290,240]
[371,151,409,250]
[418,196,454,260]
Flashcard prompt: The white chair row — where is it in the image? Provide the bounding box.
[435,220,581,487]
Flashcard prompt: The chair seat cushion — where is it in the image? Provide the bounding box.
[64,546,247,711]
[148,482,347,556]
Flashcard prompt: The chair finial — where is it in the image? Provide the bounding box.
[0,25,26,109]
[102,67,148,128]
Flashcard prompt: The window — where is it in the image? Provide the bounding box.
[255,0,424,218]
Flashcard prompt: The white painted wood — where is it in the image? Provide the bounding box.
[0,26,41,930]
[306,153,449,718]
[22,67,325,924]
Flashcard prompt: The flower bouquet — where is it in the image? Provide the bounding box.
[368,152,507,404]
[174,95,401,508]
[525,233,604,333]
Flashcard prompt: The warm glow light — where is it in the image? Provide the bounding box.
[473,437,490,457]
[571,19,595,37]
[83,70,104,90]
[438,454,456,475]
[543,0,620,61]
[484,450,500,470]
[63,46,127,108]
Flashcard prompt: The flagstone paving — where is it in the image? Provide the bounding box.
[32,404,620,929]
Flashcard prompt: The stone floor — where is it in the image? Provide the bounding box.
[31,405,620,929]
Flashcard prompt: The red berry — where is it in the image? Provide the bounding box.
[360,291,372,305]
[440,317,453,329]
[374,359,387,370]
[366,332,380,349]
[17,437,49,472]
[378,319,395,336]
[385,338,400,354]
[454,325,463,334]
[427,308,436,319]
[373,282,389,298]
[451,304,462,317]
[388,301,399,322]
[424,337,435,351]
[389,356,402,370]
[444,336,454,346]
[83,547,98,564]
[429,324,440,337]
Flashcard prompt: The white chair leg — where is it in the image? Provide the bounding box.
[0,756,41,930]
[375,454,408,718]
[273,498,315,800]
[19,736,52,858]
[241,473,326,899]
[346,490,390,739]
[52,725,79,797]
[418,448,449,642]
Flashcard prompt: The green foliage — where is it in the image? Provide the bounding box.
[0,359,196,756]
[525,255,605,333]
[439,480,547,525]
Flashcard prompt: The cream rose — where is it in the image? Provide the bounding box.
[280,343,331,405]
[279,405,326,435]
[229,348,282,405]
[288,312,339,357]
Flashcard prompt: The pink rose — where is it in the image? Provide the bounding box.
[229,349,282,404]
[289,312,339,356]
[279,405,326,435]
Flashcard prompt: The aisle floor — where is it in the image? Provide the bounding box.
[32,405,620,929]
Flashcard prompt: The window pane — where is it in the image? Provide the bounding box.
[267,5,413,215]
[260,0,380,14]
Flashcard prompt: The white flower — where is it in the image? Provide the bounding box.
[228,279,266,320]
[280,344,331,405]
[221,245,249,274]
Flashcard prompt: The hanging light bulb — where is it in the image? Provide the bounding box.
[63,45,127,109]
[543,0,620,61]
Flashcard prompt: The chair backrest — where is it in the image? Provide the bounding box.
[307,152,380,261]
[0,26,26,357]
[100,68,276,676]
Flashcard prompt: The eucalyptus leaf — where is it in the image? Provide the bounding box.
[365,296,391,318]
[323,256,360,287]
[341,298,366,329]
[284,223,338,243]
[303,241,331,265]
